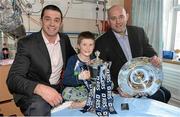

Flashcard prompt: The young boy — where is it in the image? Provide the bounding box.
[62,31,95,108]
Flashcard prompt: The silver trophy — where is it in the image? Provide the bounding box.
[89,51,111,83]
[118,57,163,96]
[87,51,116,115]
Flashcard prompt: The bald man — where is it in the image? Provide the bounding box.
[95,5,171,103]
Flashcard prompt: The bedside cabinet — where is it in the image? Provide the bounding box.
[0,65,23,116]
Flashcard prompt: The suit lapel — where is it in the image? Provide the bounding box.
[127,27,136,58]
[36,32,66,68]
[59,33,66,68]
[36,32,51,65]
[108,30,127,61]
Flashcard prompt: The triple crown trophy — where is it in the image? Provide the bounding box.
[81,51,117,116]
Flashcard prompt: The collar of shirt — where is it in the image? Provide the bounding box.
[41,30,60,45]
[113,29,128,39]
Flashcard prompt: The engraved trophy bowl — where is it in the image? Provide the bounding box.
[118,57,163,97]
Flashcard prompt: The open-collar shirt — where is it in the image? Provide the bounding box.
[42,31,63,85]
[113,29,132,61]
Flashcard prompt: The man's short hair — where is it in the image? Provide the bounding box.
[41,5,63,20]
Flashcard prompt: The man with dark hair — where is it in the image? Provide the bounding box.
[6,5,76,116]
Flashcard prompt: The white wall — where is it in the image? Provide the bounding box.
[22,0,124,33]
[21,0,124,49]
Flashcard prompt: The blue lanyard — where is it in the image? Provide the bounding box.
[81,64,117,116]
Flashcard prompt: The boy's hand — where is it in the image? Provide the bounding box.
[78,70,91,80]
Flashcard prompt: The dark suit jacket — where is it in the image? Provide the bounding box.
[6,31,76,103]
[95,26,157,89]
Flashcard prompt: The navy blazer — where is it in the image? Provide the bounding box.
[95,26,157,89]
[6,31,76,103]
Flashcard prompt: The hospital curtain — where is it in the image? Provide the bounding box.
[131,0,163,56]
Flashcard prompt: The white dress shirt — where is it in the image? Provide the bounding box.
[42,31,63,85]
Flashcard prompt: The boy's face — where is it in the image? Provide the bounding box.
[78,38,95,57]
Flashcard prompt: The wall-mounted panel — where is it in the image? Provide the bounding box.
[26,0,107,20]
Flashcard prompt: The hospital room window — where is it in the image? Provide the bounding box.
[163,0,180,50]
[173,0,180,50]
[174,11,180,50]
[167,0,180,50]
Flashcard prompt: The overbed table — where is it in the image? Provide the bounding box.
[52,95,180,117]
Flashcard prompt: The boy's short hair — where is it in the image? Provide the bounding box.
[77,31,95,45]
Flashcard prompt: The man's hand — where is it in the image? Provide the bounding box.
[150,55,161,68]
[117,87,132,98]
[34,84,63,107]
[134,92,149,98]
